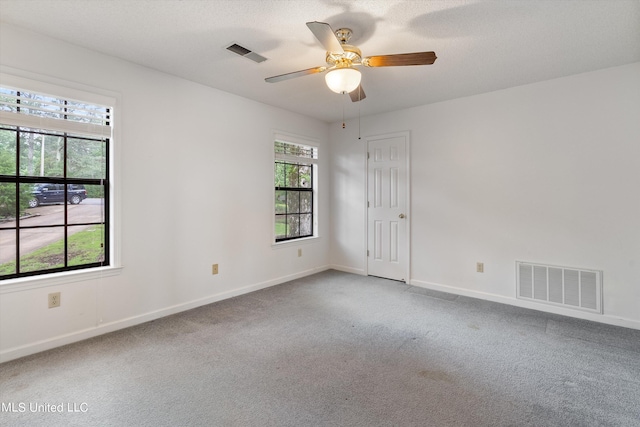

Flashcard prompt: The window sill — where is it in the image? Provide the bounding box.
[272,235,321,249]
[0,266,123,294]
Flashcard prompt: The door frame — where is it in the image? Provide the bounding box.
[364,131,411,282]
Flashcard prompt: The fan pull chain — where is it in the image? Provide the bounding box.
[342,97,346,129]
[358,86,361,139]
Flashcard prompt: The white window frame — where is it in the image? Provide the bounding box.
[272,131,319,246]
[0,69,121,292]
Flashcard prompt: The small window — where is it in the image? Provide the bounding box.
[274,138,318,242]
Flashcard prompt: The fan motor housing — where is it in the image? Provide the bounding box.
[326,45,362,67]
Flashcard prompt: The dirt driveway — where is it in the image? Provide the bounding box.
[0,199,104,264]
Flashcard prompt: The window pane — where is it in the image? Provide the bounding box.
[68,185,103,225]
[0,229,16,276]
[0,88,18,112]
[275,215,287,240]
[286,191,300,214]
[274,141,317,160]
[274,162,285,187]
[299,165,311,188]
[0,127,17,175]
[1,88,110,126]
[300,214,312,236]
[275,190,286,214]
[80,184,107,205]
[300,191,312,213]
[19,227,65,272]
[0,182,17,225]
[19,131,64,177]
[68,224,104,266]
[67,137,107,179]
[23,182,65,225]
[14,91,65,120]
[287,215,300,238]
[285,164,299,188]
[64,101,110,126]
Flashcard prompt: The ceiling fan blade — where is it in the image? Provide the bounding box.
[306,21,344,53]
[265,66,327,83]
[349,85,366,102]
[363,51,437,67]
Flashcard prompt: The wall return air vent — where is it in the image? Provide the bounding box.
[516,261,602,314]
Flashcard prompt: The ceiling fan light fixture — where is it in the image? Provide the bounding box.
[325,68,361,94]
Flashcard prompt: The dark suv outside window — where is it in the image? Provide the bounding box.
[29,184,88,207]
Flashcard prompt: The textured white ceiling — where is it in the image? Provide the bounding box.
[1,0,639,123]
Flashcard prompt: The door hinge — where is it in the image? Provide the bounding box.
[367,250,369,257]
[367,201,370,208]
[367,152,370,159]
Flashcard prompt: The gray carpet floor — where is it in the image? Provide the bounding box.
[1,270,639,426]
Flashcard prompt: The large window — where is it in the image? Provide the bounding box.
[274,138,317,242]
[0,85,111,279]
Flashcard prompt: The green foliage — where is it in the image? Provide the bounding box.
[86,186,104,199]
[67,137,106,179]
[0,129,30,218]
[0,128,16,175]
[274,161,312,188]
[0,187,14,218]
[275,221,286,237]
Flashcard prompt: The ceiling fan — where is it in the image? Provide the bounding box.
[265,21,437,102]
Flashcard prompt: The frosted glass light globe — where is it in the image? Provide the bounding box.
[325,68,361,94]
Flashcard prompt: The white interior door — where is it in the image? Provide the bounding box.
[366,133,409,282]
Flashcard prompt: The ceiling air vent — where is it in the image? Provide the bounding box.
[226,43,267,63]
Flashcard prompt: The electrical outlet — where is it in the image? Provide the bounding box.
[476,262,484,273]
[48,292,61,308]
[212,264,219,275]
[298,248,302,257]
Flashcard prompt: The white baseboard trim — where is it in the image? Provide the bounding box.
[409,278,640,331]
[0,266,330,363]
[329,264,365,276]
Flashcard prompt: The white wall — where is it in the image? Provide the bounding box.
[0,24,330,362]
[330,62,640,328]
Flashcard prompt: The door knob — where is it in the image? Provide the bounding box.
[399,213,405,219]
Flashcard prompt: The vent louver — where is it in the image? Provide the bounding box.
[226,43,267,63]
[516,261,602,314]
